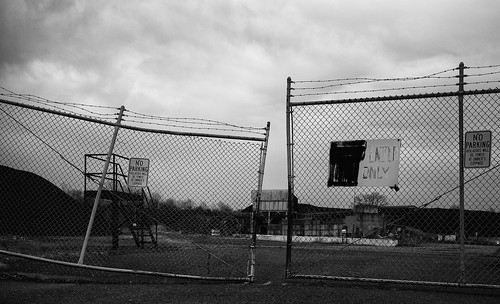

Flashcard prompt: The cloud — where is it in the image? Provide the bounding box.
[1,0,500,190]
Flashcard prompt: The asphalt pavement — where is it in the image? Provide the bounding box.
[1,275,500,304]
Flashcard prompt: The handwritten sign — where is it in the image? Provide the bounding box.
[358,139,400,187]
[328,139,401,188]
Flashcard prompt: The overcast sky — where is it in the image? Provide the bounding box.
[1,0,500,190]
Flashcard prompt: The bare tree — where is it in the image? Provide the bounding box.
[217,202,233,213]
[353,192,388,208]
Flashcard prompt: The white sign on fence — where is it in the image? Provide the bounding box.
[128,158,150,188]
[328,139,401,188]
[465,131,491,168]
[358,139,401,187]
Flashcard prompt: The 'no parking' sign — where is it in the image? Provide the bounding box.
[128,158,150,188]
[465,131,491,168]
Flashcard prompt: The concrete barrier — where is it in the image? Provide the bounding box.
[256,234,398,247]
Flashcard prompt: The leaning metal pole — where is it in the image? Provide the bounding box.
[78,106,125,264]
[285,77,295,278]
[458,62,466,285]
[249,121,271,281]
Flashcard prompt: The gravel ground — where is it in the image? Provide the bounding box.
[1,244,500,303]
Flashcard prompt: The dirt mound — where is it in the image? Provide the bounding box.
[0,165,88,236]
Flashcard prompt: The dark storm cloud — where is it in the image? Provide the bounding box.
[1,0,499,189]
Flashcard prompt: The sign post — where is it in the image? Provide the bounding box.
[464,131,491,168]
[128,158,150,188]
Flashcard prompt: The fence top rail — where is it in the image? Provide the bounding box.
[0,97,269,142]
[289,88,500,107]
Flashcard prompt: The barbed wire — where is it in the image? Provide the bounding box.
[291,64,500,98]
[0,87,267,137]
[294,67,458,84]
[466,63,500,69]
[124,110,266,133]
[291,83,457,97]
[464,70,500,78]
[463,80,500,87]
[293,75,456,91]
[122,116,267,137]
[0,87,118,120]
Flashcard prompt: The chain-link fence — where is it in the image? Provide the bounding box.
[0,95,269,282]
[285,63,500,287]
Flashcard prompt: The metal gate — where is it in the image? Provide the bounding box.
[285,63,500,287]
[0,90,269,282]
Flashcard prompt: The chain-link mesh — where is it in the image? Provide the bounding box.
[287,86,500,286]
[0,99,268,281]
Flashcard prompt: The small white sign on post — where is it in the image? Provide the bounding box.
[128,158,150,188]
[465,131,491,168]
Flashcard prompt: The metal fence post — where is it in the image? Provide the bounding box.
[78,106,125,264]
[458,62,466,284]
[285,77,294,278]
[249,121,270,281]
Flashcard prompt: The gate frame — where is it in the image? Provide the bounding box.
[285,63,500,288]
[0,97,271,282]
